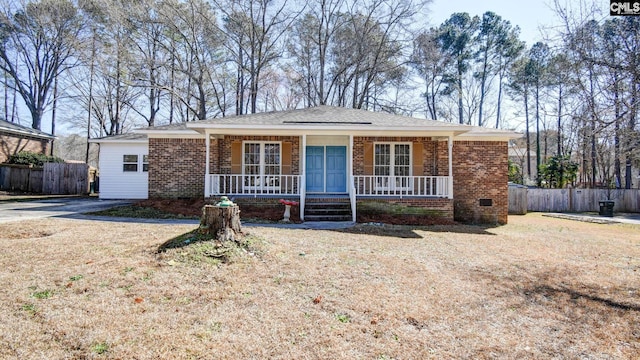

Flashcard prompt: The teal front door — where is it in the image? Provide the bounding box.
[305,146,347,193]
[306,146,324,192]
[326,146,347,192]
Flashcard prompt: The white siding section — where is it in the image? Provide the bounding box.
[98,142,149,199]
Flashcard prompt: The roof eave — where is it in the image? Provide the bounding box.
[0,127,55,140]
[88,138,148,144]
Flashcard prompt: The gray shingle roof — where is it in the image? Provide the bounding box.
[133,106,519,139]
[0,119,54,139]
[191,106,459,128]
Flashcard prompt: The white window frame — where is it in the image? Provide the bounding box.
[242,141,282,191]
[373,142,412,191]
[123,155,139,172]
[123,154,149,173]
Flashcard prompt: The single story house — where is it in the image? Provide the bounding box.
[92,106,519,224]
[0,119,55,163]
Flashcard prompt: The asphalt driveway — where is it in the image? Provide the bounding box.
[0,197,133,224]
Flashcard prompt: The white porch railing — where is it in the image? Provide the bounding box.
[353,175,450,198]
[207,174,302,197]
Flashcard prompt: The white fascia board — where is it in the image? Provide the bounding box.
[88,138,148,144]
[136,129,204,139]
[456,132,523,141]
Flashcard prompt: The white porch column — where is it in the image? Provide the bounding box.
[204,131,211,198]
[448,135,454,199]
[300,134,307,221]
[348,135,354,181]
[349,134,356,222]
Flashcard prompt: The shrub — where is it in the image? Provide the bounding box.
[6,151,64,167]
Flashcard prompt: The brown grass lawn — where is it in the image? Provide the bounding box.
[0,214,639,359]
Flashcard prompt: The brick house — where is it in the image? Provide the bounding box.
[0,119,54,163]
[98,106,518,224]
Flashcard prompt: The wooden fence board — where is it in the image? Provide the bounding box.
[508,186,527,214]
[42,163,89,195]
[0,163,89,195]
[29,168,43,193]
[510,187,640,213]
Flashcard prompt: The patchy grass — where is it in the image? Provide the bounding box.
[0,214,639,359]
[87,205,198,220]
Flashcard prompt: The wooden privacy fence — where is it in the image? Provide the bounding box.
[508,186,640,213]
[0,163,91,195]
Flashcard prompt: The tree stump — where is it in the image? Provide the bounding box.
[200,204,242,242]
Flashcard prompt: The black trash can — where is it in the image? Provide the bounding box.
[599,201,614,217]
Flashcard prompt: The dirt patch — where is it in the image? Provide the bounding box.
[133,198,301,222]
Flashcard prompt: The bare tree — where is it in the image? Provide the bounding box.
[0,0,82,130]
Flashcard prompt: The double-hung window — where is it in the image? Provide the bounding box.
[123,155,139,172]
[374,143,411,191]
[243,142,281,191]
[123,155,148,173]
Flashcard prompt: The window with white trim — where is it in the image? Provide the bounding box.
[374,143,411,190]
[123,154,148,173]
[123,155,138,172]
[243,142,281,189]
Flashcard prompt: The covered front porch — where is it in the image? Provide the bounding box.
[202,133,455,222]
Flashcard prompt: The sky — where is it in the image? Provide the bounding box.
[22,0,609,135]
[427,0,562,46]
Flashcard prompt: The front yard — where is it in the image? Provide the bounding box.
[0,214,638,359]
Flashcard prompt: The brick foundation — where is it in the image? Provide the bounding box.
[356,197,454,220]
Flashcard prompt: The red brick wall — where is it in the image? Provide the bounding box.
[149,136,300,198]
[453,141,509,224]
[0,133,51,163]
[219,135,300,174]
[353,136,439,176]
[148,138,207,198]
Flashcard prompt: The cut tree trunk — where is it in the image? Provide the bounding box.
[200,205,242,242]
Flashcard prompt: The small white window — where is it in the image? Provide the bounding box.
[123,155,138,172]
[142,155,149,172]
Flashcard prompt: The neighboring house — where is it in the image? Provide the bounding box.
[0,119,54,163]
[93,106,519,224]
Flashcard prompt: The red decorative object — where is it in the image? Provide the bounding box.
[279,199,299,206]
